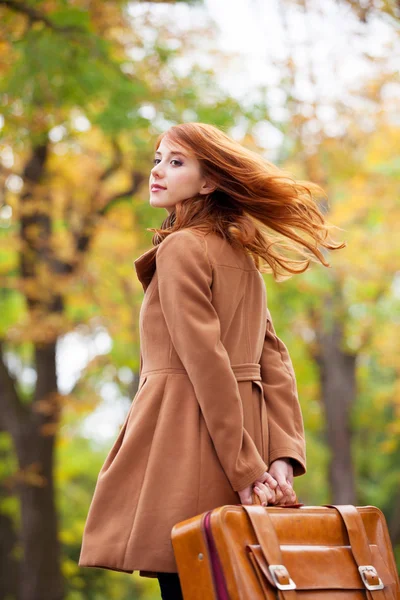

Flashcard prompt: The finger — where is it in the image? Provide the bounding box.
[284,488,297,504]
[260,473,278,490]
[287,478,295,495]
[280,484,296,505]
[254,483,275,506]
[261,482,277,505]
[268,486,276,504]
[275,475,294,499]
[282,495,296,506]
[262,484,275,504]
[274,486,284,503]
[254,485,268,505]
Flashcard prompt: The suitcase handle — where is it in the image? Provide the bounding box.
[251,490,303,508]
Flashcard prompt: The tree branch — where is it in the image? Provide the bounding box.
[99,171,146,215]
[99,139,123,182]
[0,0,83,33]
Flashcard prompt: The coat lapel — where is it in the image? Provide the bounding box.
[133,245,159,292]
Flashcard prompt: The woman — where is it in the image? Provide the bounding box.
[78,122,344,599]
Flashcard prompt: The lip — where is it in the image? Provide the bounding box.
[151,184,167,191]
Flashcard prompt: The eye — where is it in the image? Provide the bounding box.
[152,158,183,166]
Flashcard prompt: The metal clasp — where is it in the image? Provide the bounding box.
[358,565,384,591]
[269,564,297,591]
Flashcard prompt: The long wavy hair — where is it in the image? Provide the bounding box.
[148,122,345,281]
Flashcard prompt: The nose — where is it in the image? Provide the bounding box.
[151,162,164,179]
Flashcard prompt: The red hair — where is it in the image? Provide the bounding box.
[148,122,345,281]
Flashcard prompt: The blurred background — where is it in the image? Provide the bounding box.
[0,0,399,598]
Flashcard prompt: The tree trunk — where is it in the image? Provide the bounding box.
[314,296,357,504]
[0,511,18,600]
[0,342,64,600]
[0,134,139,598]
[15,343,64,600]
[16,440,63,600]
[0,430,19,600]
[388,491,400,547]
[0,142,65,600]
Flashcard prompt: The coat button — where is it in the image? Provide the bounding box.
[198,553,204,560]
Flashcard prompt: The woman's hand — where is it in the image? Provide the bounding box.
[237,471,278,506]
[237,458,296,506]
[267,458,296,505]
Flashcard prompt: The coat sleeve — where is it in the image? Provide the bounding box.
[156,230,268,492]
[260,308,306,476]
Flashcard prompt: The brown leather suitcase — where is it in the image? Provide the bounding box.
[171,495,400,599]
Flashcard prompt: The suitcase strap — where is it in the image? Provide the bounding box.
[326,505,389,599]
[243,504,390,600]
[242,505,296,599]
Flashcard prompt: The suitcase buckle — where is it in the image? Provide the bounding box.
[358,566,384,591]
[269,565,296,590]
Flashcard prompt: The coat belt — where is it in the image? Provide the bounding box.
[230,363,262,381]
[140,363,261,382]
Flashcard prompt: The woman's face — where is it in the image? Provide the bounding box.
[149,137,215,214]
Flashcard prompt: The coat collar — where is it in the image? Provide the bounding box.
[133,245,159,292]
[133,228,207,292]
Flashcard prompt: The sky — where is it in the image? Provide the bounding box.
[204,0,398,149]
[68,0,399,444]
[129,0,398,153]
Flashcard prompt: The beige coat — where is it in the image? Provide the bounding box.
[78,228,306,577]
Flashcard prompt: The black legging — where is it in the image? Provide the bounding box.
[156,571,184,600]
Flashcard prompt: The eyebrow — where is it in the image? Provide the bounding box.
[154,150,187,157]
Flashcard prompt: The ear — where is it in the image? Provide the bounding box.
[199,179,217,195]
